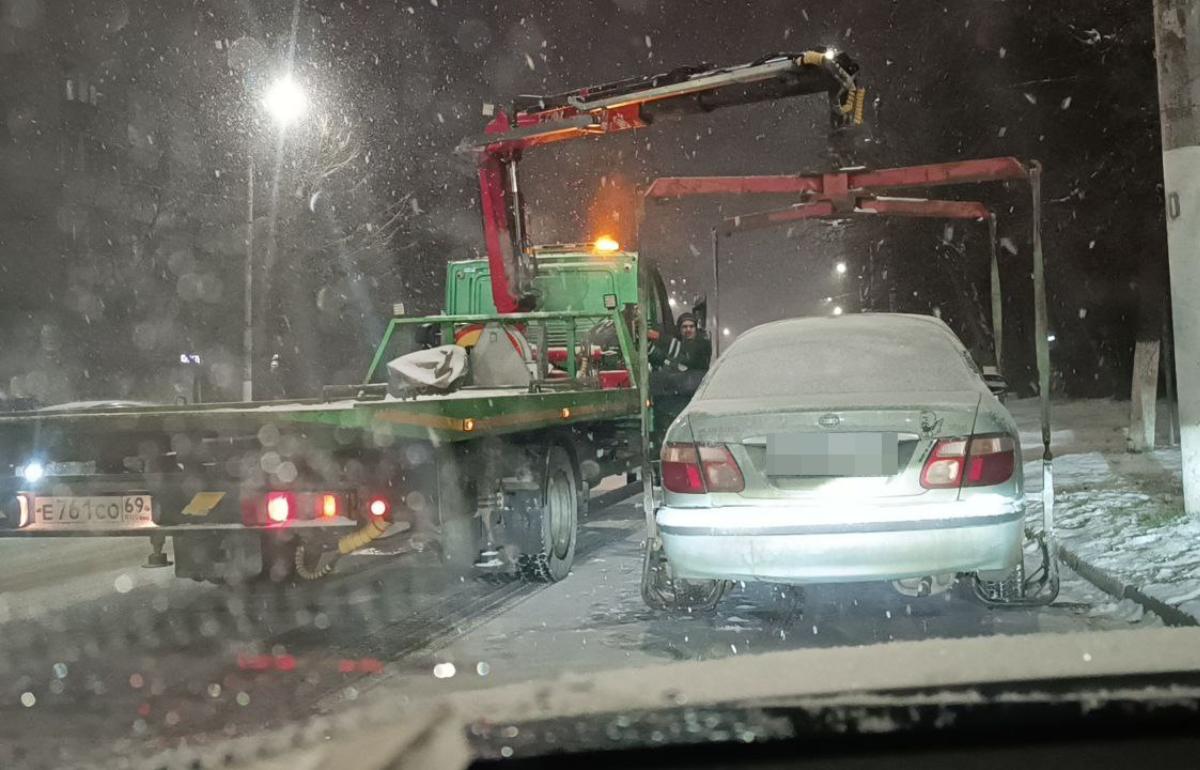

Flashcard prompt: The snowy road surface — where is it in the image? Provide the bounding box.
[0,489,1158,768]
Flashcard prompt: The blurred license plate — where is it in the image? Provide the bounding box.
[767,432,898,477]
[30,496,154,529]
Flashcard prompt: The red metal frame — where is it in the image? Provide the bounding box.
[640,157,1035,373]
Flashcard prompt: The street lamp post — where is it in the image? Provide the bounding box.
[243,157,254,401]
[242,75,307,402]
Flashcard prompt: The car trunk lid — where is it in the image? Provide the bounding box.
[684,391,983,501]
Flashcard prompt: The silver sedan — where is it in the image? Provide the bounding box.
[656,314,1024,596]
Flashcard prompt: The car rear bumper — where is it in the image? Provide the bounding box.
[656,498,1024,584]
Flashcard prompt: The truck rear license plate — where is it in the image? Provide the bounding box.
[767,432,899,477]
[30,496,154,529]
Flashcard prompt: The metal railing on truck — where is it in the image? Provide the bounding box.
[362,309,641,393]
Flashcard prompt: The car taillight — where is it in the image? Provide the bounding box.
[963,435,1016,486]
[662,443,704,493]
[660,442,744,494]
[920,435,1015,490]
[920,439,967,489]
[265,492,294,523]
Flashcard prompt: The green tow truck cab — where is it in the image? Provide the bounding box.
[0,244,674,586]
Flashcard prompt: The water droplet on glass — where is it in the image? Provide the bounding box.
[114,574,133,593]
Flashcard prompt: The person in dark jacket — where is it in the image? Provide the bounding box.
[661,312,711,372]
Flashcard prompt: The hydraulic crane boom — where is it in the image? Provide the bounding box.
[460,50,865,312]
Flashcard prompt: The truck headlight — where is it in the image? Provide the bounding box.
[20,462,45,483]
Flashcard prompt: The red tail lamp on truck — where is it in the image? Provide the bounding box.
[265,492,294,523]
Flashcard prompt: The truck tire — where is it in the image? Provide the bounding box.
[518,445,578,582]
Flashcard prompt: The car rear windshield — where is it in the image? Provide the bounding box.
[699,319,981,399]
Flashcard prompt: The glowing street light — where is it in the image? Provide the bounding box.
[262,75,308,127]
[834,261,848,276]
[832,305,844,316]
[722,328,731,337]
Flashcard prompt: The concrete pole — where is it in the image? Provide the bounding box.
[1154,0,1200,513]
[1128,339,1161,452]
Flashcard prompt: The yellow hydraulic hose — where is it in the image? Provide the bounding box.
[338,516,390,554]
[293,517,392,581]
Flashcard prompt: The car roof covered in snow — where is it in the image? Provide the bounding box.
[698,313,984,399]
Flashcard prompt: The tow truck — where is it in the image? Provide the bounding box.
[0,51,864,586]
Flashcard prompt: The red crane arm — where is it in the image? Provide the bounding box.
[461,51,865,312]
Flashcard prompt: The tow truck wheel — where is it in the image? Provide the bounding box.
[518,445,578,582]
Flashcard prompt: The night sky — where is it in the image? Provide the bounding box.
[0,0,1167,402]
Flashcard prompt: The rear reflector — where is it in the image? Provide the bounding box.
[266,492,293,523]
[920,435,1015,490]
[661,442,745,494]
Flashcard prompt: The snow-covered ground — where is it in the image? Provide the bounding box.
[1012,398,1200,621]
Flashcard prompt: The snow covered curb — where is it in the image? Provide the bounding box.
[1053,539,1199,627]
[1011,398,1200,626]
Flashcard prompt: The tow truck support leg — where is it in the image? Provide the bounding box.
[144,533,171,569]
